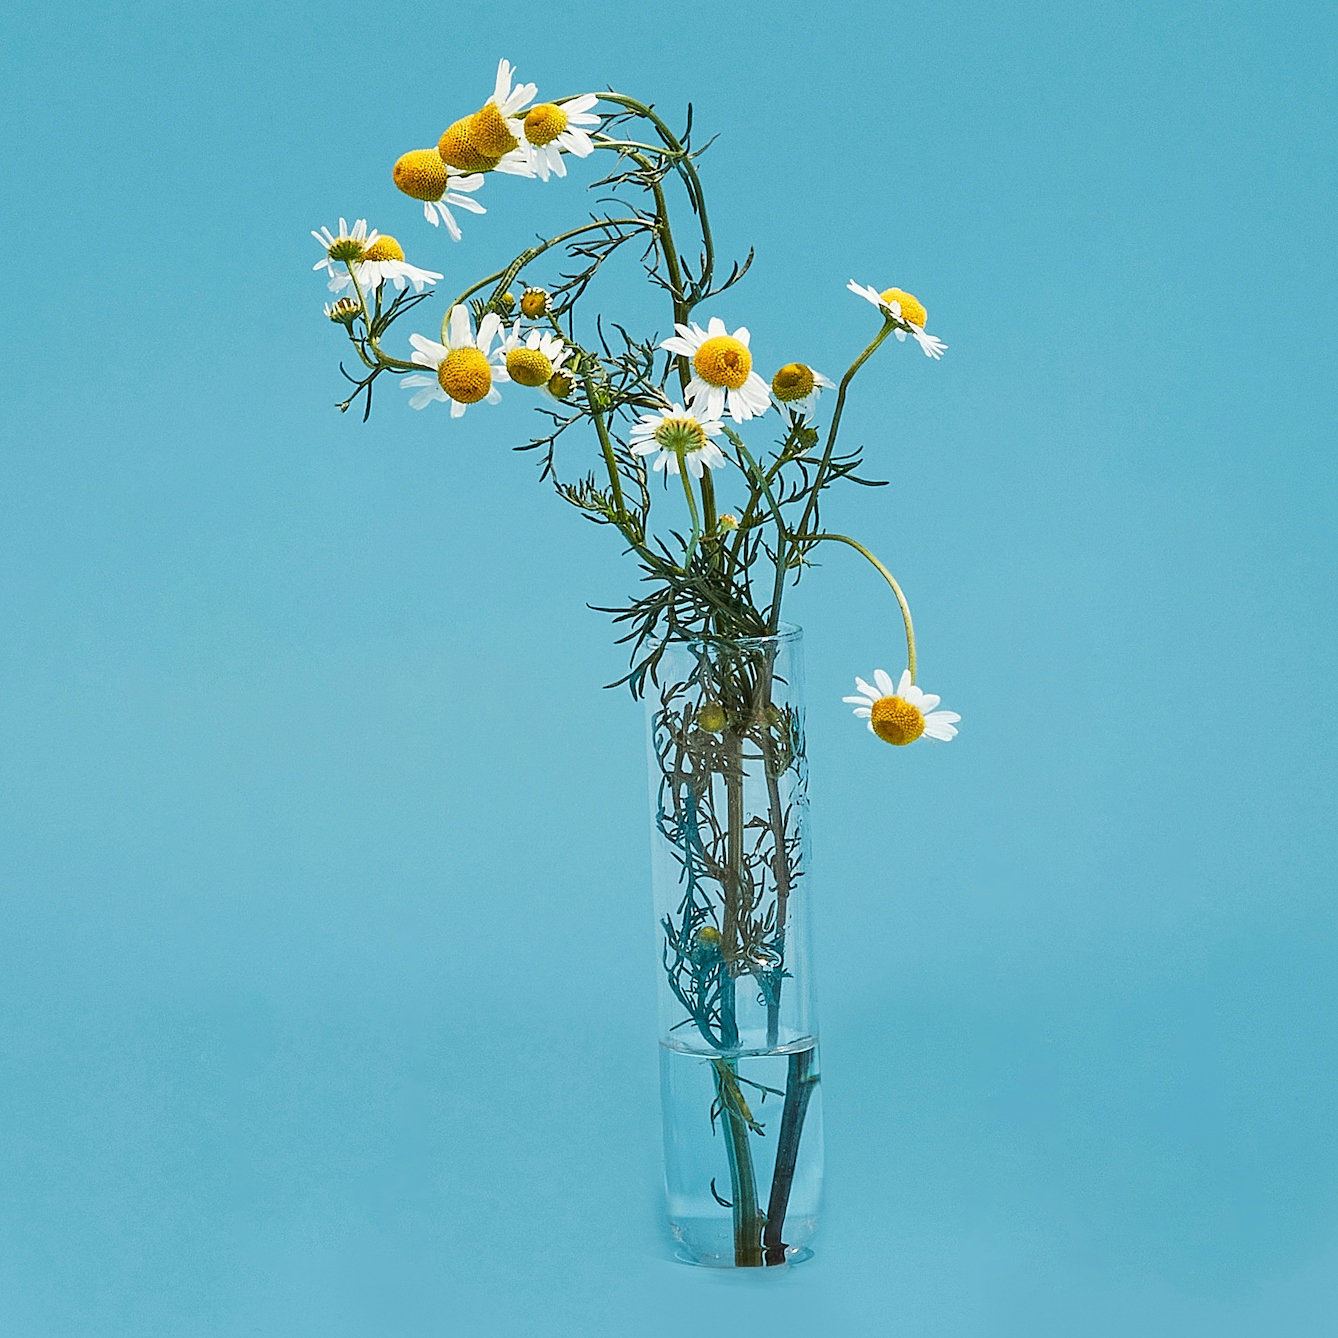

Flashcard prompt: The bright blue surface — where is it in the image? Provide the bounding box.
[2,1,1336,1333]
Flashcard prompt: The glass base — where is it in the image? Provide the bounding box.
[672,1230,815,1268]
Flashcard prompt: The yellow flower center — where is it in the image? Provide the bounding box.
[327,237,366,262]
[520,287,549,318]
[361,236,404,263]
[692,335,752,390]
[437,118,502,173]
[437,347,493,403]
[870,695,925,746]
[771,363,815,402]
[546,371,574,400]
[652,416,709,454]
[468,102,520,157]
[879,288,927,328]
[524,103,569,146]
[506,347,554,387]
[392,149,448,202]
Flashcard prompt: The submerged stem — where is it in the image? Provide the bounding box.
[713,1059,763,1267]
[763,1047,819,1266]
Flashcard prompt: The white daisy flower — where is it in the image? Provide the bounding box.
[846,281,948,359]
[519,94,602,181]
[392,150,488,240]
[629,404,728,479]
[437,59,537,178]
[843,668,960,745]
[499,323,572,388]
[325,234,442,302]
[401,304,510,417]
[658,317,772,423]
[312,217,378,283]
[770,362,837,416]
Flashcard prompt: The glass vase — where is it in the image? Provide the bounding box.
[645,625,822,1268]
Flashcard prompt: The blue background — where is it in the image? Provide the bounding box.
[2,1,1336,1333]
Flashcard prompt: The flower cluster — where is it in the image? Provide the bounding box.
[393,60,603,237]
[309,58,961,751]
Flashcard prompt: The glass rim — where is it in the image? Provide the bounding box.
[677,621,803,652]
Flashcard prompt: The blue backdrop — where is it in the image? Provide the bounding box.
[2,2,1335,1333]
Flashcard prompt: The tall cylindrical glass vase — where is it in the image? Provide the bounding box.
[645,625,821,1268]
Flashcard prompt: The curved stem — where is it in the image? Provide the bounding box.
[790,320,898,545]
[594,92,716,296]
[440,218,653,341]
[808,533,917,681]
[676,452,703,559]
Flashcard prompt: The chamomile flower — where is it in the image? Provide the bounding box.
[521,94,602,181]
[500,324,572,388]
[770,362,836,416]
[401,304,510,417]
[392,150,488,239]
[658,317,772,423]
[325,234,442,303]
[843,669,960,746]
[436,59,537,178]
[846,281,947,359]
[629,404,728,479]
[311,217,378,283]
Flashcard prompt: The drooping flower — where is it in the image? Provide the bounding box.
[846,281,947,359]
[392,150,488,239]
[629,404,728,478]
[436,59,537,178]
[658,317,772,423]
[500,324,571,388]
[843,668,960,745]
[521,94,602,181]
[401,304,510,416]
[770,362,836,416]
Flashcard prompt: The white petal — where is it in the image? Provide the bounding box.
[916,693,941,712]
[854,677,880,699]
[450,399,467,418]
[706,316,726,337]
[873,669,895,697]
[896,669,913,696]
[843,695,875,705]
[448,304,470,347]
[851,708,872,719]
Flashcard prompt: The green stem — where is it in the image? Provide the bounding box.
[789,319,898,548]
[675,451,703,560]
[712,1059,763,1267]
[440,218,653,341]
[763,1047,819,1266]
[809,533,917,682]
[724,430,794,633]
[593,93,716,297]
